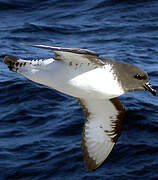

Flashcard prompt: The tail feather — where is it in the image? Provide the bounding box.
[4,56,18,65]
[4,56,28,72]
[3,56,56,88]
[3,56,49,73]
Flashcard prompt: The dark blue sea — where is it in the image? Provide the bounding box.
[0,0,158,179]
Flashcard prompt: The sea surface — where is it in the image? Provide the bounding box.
[0,0,158,179]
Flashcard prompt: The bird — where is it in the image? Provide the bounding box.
[3,44,156,171]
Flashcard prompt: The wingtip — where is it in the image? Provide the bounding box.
[82,123,104,172]
[20,43,36,48]
[82,142,99,172]
[20,43,55,51]
[82,135,111,172]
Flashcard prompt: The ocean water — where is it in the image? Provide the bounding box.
[0,0,158,179]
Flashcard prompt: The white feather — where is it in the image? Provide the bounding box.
[15,58,124,99]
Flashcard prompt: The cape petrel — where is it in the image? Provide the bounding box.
[4,44,156,171]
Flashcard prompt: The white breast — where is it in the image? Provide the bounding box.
[68,64,124,99]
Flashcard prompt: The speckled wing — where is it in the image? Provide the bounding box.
[78,98,125,171]
[23,44,104,66]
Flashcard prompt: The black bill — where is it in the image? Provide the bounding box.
[144,82,156,96]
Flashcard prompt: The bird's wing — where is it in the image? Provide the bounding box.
[78,98,125,171]
[23,44,104,66]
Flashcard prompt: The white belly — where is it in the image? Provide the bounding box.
[20,59,124,99]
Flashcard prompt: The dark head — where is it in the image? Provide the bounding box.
[111,61,156,96]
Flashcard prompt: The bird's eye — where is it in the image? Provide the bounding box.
[134,74,144,80]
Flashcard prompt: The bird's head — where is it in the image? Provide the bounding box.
[112,62,156,96]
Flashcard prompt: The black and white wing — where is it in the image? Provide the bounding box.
[23,44,104,66]
[78,98,125,171]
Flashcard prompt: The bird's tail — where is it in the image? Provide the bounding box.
[4,56,27,72]
[3,56,55,87]
[3,56,47,73]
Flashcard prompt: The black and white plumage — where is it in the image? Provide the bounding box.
[4,44,156,171]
